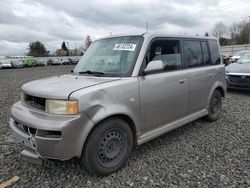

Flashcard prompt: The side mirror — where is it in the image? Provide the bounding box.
[143,60,164,75]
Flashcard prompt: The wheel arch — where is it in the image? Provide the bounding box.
[215,86,225,98]
[81,114,138,156]
[207,82,226,106]
[97,114,137,145]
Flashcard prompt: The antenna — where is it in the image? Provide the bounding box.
[146,21,148,33]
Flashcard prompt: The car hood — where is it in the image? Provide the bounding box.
[231,55,240,59]
[1,62,12,65]
[22,74,120,99]
[226,63,250,74]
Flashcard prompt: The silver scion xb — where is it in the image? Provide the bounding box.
[9,33,226,176]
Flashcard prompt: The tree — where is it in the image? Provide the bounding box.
[84,35,92,50]
[55,49,68,56]
[60,41,69,56]
[61,41,68,51]
[229,20,250,44]
[212,22,228,44]
[27,41,49,57]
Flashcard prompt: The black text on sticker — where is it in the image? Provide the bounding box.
[113,44,136,51]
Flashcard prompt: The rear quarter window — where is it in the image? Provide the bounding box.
[208,40,221,65]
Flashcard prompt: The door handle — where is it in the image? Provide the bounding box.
[178,79,185,84]
[209,73,213,77]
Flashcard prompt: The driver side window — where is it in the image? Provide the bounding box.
[148,39,182,71]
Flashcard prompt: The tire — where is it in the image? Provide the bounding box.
[205,90,222,122]
[82,118,133,176]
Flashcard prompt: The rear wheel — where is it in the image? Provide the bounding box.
[82,118,133,176]
[205,90,222,122]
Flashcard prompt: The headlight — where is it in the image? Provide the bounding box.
[45,100,78,115]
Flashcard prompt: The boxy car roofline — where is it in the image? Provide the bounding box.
[96,33,218,42]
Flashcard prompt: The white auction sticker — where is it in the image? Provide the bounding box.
[113,43,136,51]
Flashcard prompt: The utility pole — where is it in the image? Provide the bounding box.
[146,21,148,33]
[248,16,250,44]
[75,42,77,56]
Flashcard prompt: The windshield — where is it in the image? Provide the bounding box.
[74,36,143,77]
[237,52,250,64]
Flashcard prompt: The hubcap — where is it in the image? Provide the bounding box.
[98,129,127,167]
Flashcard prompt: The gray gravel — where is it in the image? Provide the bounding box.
[0,66,249,188]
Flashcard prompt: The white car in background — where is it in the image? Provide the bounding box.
[229,50,250,63]
[0,61,12,69]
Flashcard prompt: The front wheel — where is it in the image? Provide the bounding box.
[205,90,222,122]
[82,118,133,176]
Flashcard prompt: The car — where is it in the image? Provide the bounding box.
[69,57,79,65]
[23,59,37,67]
[36,59,47,66]
[11,60,23,68]
[61,59,71,65]
[47,58,53,66]
[9,33,226,176]
[50,58,61,65]
[226,51,250,90]
[0,61,12,69]
[229,50,249,63]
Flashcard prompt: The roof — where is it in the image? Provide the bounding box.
[96,33,217,41]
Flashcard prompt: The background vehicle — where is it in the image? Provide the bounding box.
[0,61,12,69]
[23,59,37,67]
[36,59,47,66]
[229,50,249,63]
[11,60,24,68]
[49,58,61,65]
[61,59,71,65]
[69,57,79,65]
[226,51,250,90]
[9,34,226,176]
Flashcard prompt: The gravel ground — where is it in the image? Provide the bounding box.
[0,66,249,188]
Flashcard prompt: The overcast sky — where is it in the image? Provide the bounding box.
[0,0,249,56]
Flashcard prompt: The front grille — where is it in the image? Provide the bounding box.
[14,120,61,139]
[229,75,250,86]
[24,94,46,111]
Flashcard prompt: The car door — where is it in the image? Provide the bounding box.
[139,38,188,133]
[182,39,215,114]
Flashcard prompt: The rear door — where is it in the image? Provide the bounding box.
[182,39,216,114]
[139,38,188,133]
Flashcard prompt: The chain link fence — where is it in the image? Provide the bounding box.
[220,44,250,56]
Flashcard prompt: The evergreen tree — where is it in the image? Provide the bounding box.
[61,41,68,51]
[27,41,49,57]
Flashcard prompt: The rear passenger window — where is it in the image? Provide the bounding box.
[147,39,181,71]
[182,40,203,68]
[208,40,221,65]
[201,41,210,65]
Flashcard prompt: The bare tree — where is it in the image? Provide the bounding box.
[212,22,227,39]
[84,35,92,50]
[229,20,250,44]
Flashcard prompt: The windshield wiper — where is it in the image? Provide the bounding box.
[78,70,105,76]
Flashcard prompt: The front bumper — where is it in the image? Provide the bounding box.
[1,65,12,69]
[226,77,250,91]
[9,101,94,160]
[227,84,250,91]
